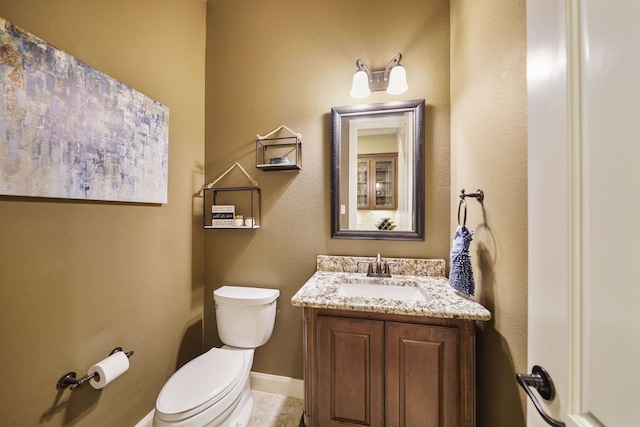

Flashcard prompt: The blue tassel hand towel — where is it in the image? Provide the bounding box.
[449,225,475,296]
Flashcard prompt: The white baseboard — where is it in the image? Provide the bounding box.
[134,410,154,427]
[135,372,303,426]
[250,371,304,400]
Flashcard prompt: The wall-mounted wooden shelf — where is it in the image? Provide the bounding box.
[256,125,302,171]
[256,135,302,171]
[203,186,261,229]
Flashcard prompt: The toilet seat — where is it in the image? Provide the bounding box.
[155,348,246,422]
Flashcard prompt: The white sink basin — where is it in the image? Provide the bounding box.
[338,283,426,302]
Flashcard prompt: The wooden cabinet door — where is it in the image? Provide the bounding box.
[357,154,397,211]
[385,323,460,427]
[316,316,385,427]
[371,157,396,210]
[357,159,370,209]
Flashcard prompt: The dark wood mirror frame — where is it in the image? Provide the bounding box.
[331,99,425,240]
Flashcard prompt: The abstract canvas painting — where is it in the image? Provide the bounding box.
[0,17,169,203]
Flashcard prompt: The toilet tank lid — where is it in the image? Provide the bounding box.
[214,286,280,305]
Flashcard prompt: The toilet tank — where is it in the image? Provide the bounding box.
[213,286,280,348]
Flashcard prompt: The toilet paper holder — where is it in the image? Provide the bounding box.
[56,347,134,390]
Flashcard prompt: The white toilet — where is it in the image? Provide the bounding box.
[153,286,280,427]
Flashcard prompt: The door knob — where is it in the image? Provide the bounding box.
[516,365,566,427]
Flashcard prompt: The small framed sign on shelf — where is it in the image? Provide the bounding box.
[211,205,235,227]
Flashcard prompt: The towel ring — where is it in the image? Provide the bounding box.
[457,197,467,227]
[457,188,484,227]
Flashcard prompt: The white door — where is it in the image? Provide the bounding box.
[527,0,640,426]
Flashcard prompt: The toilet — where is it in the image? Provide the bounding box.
[153,286,280,427]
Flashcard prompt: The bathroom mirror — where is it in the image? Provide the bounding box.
[331,99,425,240]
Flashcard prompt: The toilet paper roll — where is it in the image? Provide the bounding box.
[88,351,129,389]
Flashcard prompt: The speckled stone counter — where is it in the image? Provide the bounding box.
[291,255,491,321]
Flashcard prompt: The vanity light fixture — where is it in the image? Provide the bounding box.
[349,53,409,99]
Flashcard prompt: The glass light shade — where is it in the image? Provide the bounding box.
[386,65,408,95]
[350,70,371,99]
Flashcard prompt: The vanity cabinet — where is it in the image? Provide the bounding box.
[356,154,397,210]
[303,308,476,427]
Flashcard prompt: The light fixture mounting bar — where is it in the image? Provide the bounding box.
[354,53,403,92]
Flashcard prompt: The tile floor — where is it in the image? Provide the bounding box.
[248,390,303,427]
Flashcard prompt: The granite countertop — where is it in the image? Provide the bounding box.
[290,256,491,321]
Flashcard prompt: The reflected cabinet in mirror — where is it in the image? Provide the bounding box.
[331,99,425,240]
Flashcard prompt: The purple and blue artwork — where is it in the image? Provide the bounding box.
[0,17,169,203]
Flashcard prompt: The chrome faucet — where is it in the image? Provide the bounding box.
[365,253,396,277]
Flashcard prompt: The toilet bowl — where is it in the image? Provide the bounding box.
[153,286,279,427]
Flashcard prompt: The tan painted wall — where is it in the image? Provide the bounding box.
[451,1,528,426]
[204,0,451,377]
[0,0,206,425]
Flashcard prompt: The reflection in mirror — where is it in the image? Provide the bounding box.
[331,100,425,240]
